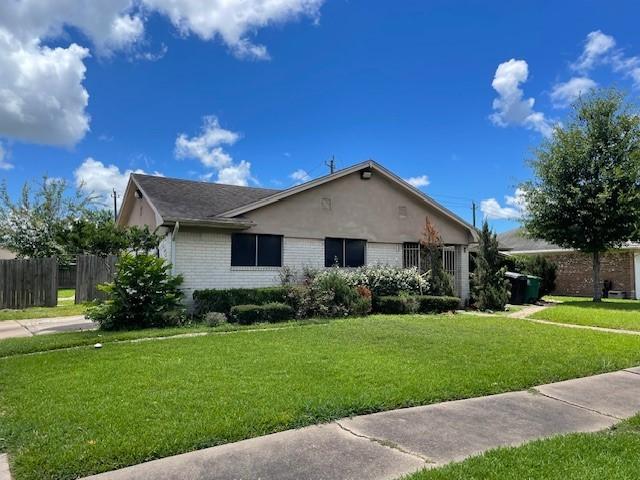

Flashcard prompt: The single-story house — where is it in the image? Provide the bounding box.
[118,160,478,302]
[498,227,640,299]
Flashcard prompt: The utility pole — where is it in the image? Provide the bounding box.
[111,188,118,222]
[326,155,336,174]
[472,201,477,228]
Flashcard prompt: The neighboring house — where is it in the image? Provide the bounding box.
[118,160,478,303]
[0,247,16,260]
[498,228,640,299]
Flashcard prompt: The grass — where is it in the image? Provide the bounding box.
[0,318,328,358]
[404,414,640,480]
[2,314,640,480]
[532,298,640,331]
[0,289,86,321]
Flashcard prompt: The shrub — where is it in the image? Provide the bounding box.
[311,270,360,317]
[312,265,428,297]
[262,302,295,323]
[374,295,420,314]
[86,254,185,330]
[192,287,289,316]
[375,294,460,314]
[204,312,227,327]
[229,302,294,324]
[417,295,460,313]
[230,304,263,325]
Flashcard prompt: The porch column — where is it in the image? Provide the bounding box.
[454,245,470,304]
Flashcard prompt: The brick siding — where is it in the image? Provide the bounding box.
[541,251,636,298]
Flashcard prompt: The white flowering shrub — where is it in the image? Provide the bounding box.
[313,265,429,297]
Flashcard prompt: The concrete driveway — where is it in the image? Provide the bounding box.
[0,315,97,340]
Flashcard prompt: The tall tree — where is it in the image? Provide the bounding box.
[0,177,92,258]
[521,89,640,301]
[472,221,510,310]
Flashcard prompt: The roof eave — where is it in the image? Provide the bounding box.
[161,217,255,230]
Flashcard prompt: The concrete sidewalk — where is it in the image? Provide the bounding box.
[0,316,96,340]
[82,367,640,480]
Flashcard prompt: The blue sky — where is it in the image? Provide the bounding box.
[1,0,639,232]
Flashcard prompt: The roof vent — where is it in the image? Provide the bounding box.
[361,169,372,180]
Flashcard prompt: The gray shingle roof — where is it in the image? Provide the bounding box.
[132,174,280,222]
[497,228,562,252]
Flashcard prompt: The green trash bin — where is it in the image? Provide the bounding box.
[525,275,541,303]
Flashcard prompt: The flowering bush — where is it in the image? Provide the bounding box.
[312,265,429,297]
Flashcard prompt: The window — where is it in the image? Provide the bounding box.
[231,234,282,267]
[324,238,366,267]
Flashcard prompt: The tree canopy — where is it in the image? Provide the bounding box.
[521,89,640,300]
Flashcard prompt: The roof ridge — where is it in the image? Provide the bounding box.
[131,173,281,192]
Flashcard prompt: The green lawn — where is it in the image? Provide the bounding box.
[532,298,640,331]
[404,414,640,480]
[2,314,640,480]
[0,318,328,358]
[0,289,86,321]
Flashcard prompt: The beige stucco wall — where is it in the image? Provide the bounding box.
[0,247,16,260]
[118,183,159,229]
[241,171,473,245]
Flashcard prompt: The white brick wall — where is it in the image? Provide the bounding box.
[367,242,402,267]
[174,231,404,301]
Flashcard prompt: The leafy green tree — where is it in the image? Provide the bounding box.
[472,221,510,311]
[521,90,640,301]
[0,177,92,258]
[55,210,128,260]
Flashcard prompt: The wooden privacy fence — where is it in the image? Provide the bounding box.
[75,255,118,303]
[0,257,58,309]
[58,263,77,289]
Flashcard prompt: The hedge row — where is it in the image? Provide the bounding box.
[230,302,294,325]
[193,287,288,316]
[374,295,460,314]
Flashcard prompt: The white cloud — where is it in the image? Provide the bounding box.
[290,169,311,184]
[217,160,254,186]
[481,188,526,220]
[0,142,13,170]
[0,0,325,147]
[175,116,239,169]
[144,0,324,60]
[568,30,640,89]
[490,59,554,138]
[572,30,616,72]
[404,175,430,188]
[550,77,597,108]
[74,157,149,207]
[0,29,90,146]
[175,116,256,186]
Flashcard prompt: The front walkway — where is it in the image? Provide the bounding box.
[81,367,640,480]
[0,316,96,340]
[508,304,640,336]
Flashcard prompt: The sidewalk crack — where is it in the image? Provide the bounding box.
[534,391,622,420]
[623,369,640,377]
[334,421,433,464]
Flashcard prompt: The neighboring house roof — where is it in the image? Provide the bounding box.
[128,174,279,225]
[498,227,640,254]
[497,228,564,253]
[122,160,478,240]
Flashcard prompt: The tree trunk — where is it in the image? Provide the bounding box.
[592,251,602,302]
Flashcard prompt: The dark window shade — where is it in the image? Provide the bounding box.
[231,234,256,266]
[325,238,344,267]
[345,239,366,267]
[257,235,282,267]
